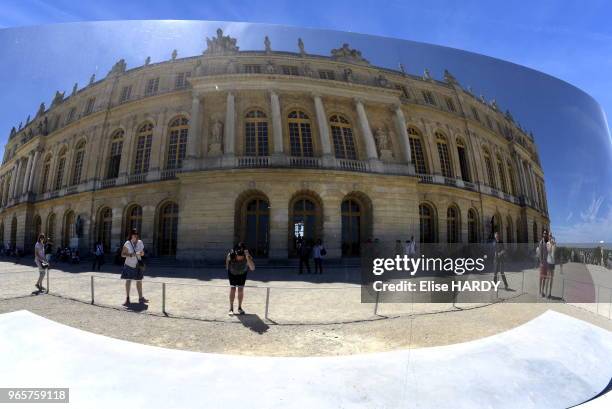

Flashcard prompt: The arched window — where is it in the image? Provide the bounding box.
[0,222,4,247]
[63,210,75,247]
[456,138,471,182]
[435,132,453,178]
[419,203,436,243]
[107,130,124,179]
[483,149,496,189]
[491,214,502,240]
[532,221,538,243]
[40,154,52,194]
[244,198,270,256]
[341,198,361,256]
[245,110,269,157]
[408,127,428,174]
[125,204,142,239]
[496,154,508,193]
[468,208,479,243]
[506,216,513,243]
[54,147,67,191]
[288,111,313,157]
[46,213,56,244]
[71,140,86,186]
[507,161,517,196]
[10,217,17,248]
[290,195,321,256]
[330,115,356,159]
[97,207,113,252]
[134,123,153,174]
[158,202,179,256]
[34,215,42,239]
[447,206,460,243]
[166,117,189,170]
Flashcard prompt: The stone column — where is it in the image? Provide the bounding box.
[355,99,381,172]
[512,153,526,198]
[27,150,40,193]
[270,90,284,155]
[313,94,333,158]
[393,105,413,164]
[21,153,33,195]
[118,119,137,182]
[223,91,236,166]
[185,94,203,170]
[529,165,539,207]
[148,109,167,181]
[11,161,22,199]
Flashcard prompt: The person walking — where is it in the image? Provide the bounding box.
[404,236,416,257]
[120,229,147,306]
[34,233,49,292]
[312,238,326,274]
[92,241,104,271]
[536,229,549,298]
[297,237,312,274]
[545,233,556,298]
[493,231,510,291]
[226,242,255,316]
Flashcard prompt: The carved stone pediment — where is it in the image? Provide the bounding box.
[204,28,239,55]
[331,43,369,65]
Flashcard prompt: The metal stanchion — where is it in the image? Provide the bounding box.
[162,283,166,315]
[46,269,50,294]
[561,278,565,301]
[90,276,95,305]
[521,270,524,294]
[374,291,380,316]
[596,286,600,315]
[264,287,270,320]
[608,293,611,319]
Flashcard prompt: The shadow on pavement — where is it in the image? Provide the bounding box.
[236,313,269,334]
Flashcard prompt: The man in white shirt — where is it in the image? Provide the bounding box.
[120,229,147,306]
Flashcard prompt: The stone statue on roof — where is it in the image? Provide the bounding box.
[331,43,369,64]
[298,38,305,55]
[264,36,271,53]
[108,59,126,76]
[51,91,65,107]
[444,69,458,85]
[171,49,178,60]
[205,28,239,55]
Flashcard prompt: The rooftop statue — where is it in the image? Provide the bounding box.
[108,59,126,76]
[171,49,178,60]
[51,90,65,107]
[72,83,78,96]
[331,43,369,64]
[145,56,151,66]
[264,36,271,53]
[36,102,46,117]
[204,28,239,55]
[444,69,458,85]
[298,38,305,55]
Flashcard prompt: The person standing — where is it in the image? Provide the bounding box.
[493,231,510,291]
[120,229,147,306]
[92,241,104,271]
[536,229,549,298]
[405,236,416,257]
[545,233,556,298]
[226,242,255,315]
[312,239,326,274]
[34,234,48,292]
[297,237,312,274]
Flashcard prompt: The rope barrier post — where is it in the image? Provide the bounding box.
[90,276,95,305]
[46,268,50,294]
[596,285,600,315]
[374,291,380,316]
[521,270,525,295]
[561,278,565,301]
[264,287,270,321]
[162,282,166,315]
[608,292,611,320]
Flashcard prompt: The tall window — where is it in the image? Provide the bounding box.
[468,209,479,243]
[244,110,269,156]
[532,222,538,244]
[119,85,132,103]
[341,199,361,256]
[125,205,142,239]
[107,130,123,179]
[34,215,42,239]
[288,111,313,157]
[496,154,508,193]
[483,149,496,189]
[40,154,52,193]
[471,106,480,122]
[145,77,159,96]
[84,97,96,115]
[10,217,17,248]
[244,65,261,74]
[281,65,299,76]
[456,139,471,182]
[422,91,436,105]
[71,140,86,186]
[158,202,179,256]
[419,203,436,243]
[330,115,356,159]
[447,206,459,243]
[507,161,517,196]
[408,127,427,174]
[175,72,191,89]
[291,197,320,255]
[166,117,189,170]
[244,198,269,257]
[319,70,335,80]
[66,107,76,123]
[436,132,453,178]
[54,148,67,191]
[134,123,153,174]
[63,210,75,247]
[97,207,112,252]
[46,213,56,243]
[445,97,456,112]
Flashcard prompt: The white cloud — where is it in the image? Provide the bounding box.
[555,196,612,244]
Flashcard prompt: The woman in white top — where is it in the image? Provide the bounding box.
[545,233,556,298]
[120,229,147,306]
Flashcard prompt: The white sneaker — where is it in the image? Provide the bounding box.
[228,309,234,316]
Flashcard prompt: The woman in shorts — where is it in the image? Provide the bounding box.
[225,242,255,315]
[120,229,147,306]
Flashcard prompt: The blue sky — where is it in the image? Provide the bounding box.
[0,0,610,244]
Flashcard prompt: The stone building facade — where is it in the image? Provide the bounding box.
[0,29,549,260]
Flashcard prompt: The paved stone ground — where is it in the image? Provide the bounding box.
[1,259,610,356]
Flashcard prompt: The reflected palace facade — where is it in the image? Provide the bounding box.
[0,29,549,259]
